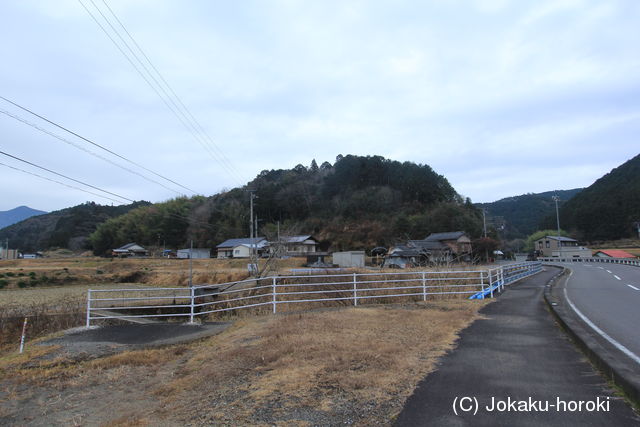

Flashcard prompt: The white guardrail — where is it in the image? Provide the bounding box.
[539,256,640,266]
[85,262,543,327]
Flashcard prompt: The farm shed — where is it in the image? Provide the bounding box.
[332,251,365,268]
[177,248,211,259]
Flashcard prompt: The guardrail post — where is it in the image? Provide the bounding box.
[422,272,427,301]
[189,287,195,324]
[353,273,358,306]
[272,277,277,314]
[490,270,494,298]
[86,289,91,328]
[480,271,485,299]
[501,267,505,291]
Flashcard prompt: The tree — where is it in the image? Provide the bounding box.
[472,237,500,262]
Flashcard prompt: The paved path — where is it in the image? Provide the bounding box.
[42,322,231,359]
[395,267,640,426]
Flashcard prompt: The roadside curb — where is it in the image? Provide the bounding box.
[543,266,640,408]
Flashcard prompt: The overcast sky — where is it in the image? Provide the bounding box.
[1,0,639,212]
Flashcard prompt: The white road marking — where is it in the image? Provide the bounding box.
[598,267,604,270]
[606,270,612,274]
[564,270,640,366]
[614,275,621,281]
[627,285,640,291]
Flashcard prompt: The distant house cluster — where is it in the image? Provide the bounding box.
[103,231,636,265]
[216,235,318,259]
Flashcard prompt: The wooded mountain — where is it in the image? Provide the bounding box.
[541,153,640,241]
[477,188,583,239]
[0,201,150,252]
[90,155,486,255]
[0,206,47,229]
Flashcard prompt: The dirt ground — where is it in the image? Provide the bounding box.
[0,301,487,426]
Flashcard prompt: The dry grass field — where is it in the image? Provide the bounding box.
[1,256,491,349]
[0,300,488,425]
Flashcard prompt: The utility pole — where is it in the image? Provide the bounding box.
[552,195,562,256]
[247,189,257,276]
[482,209,487,238]
[189,239,193,287]
[482,209,489,263]
[634,221,640,240]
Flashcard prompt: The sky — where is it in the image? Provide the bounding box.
[1,0,639,212]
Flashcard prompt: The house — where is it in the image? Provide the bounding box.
[424,231,472,259]
[534,236,591,258]
[177,248,211,259]
[383,231,472,268]
[332,251,365,268]
[216,238,268,259]
[593,249,637,259]
[112,243,148,257]
[383,245,423,268]
[269,235,318,256]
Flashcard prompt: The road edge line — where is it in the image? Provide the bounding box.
[543,266,640,408]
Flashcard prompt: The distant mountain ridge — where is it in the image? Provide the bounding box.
[0,201,150,252]
[0,206,47,229]
[543,153,640,241]
[477,188,583,239]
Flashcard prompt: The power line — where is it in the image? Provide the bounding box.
[0,150,134,203]
[0,161,125,204]
[0,95,196,195]
[98,0,244,184]
[79,0,246,186]
[0,107,186,196]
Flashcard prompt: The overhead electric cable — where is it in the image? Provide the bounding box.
[0,95,196,195]
[0,150,134,203]
[99,0,243,184]
[0,107,185,196]
[0,161,125,204]
[79,0,246,186]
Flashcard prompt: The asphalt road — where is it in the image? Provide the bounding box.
[560,262,640,363]
[395,266,639,426]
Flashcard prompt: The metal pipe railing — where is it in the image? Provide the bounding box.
[86,262,543,326]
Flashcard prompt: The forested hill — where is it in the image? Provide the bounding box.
[477,188,583,239]
[90,155,486,255]
[541,153,640,241]
[0,201,150,252]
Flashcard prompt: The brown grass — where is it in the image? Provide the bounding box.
[0,297,85,347]
[0,301,487,425]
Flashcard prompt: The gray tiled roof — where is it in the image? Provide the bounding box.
[408,240,448,250]
[114,243,146,251]
[277,235,315,243]
[216,237,266,248]
[424,231,467,241]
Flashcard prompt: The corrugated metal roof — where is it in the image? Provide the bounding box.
[545,236,577,242]
[216,237,266,248]
[424,231,467,241]
[594,249,636,259]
